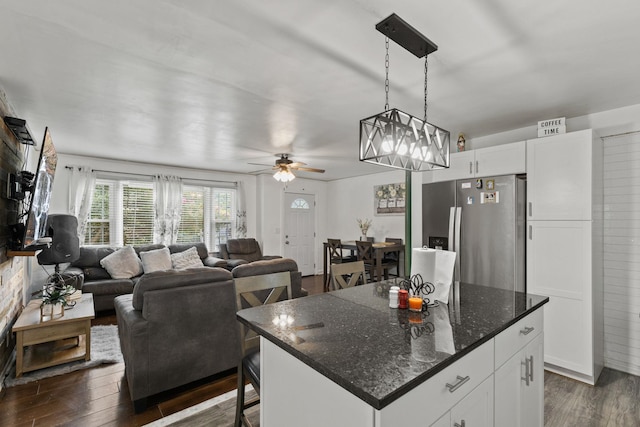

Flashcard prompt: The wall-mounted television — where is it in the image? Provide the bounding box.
[22,127,57,248]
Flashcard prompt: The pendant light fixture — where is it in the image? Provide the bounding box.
[360,14,450,171]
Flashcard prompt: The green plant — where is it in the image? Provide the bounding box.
[34,283,77,308]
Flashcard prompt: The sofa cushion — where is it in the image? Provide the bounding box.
[71,246,116,268]
[231,258,299,278]
[100,246,143,279]
[171,246,204,269]
[82,267,112,281]
[226,239,262,262]
[140,247,172,273]
[82,278,135,296]
[133,244,165,256]
[132,267,233,310]
[168,243,209,260]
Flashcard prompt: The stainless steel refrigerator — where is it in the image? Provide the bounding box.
[422,174,526,292]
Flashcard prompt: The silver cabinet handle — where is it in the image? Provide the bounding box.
[528,355,534,382]
[522,359,530,386]
[446,375,470,393]
[529,202,532,217]
[469,161,473,174]
[454,421,466,427]
[529,225,532,240]
[520,326,535,335]
[475,160,479,174]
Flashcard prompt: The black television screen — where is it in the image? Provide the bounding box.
[23,127,57,248]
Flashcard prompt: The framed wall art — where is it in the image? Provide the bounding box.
[374,182,406,215]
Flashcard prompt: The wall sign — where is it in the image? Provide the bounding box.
[374,183,406,215]
[537,117,566,138]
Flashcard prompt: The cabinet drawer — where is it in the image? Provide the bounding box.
[378,339,494,426]
[495,309,543,369]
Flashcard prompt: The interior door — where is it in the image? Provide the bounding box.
[283,193,315,276]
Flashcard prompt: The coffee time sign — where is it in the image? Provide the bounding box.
[537,117,566,137]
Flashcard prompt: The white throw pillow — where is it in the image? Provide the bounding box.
[100,246,143,279]
[140,247,173,273]
[171,246,204,269]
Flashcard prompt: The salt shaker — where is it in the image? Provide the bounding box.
[398,289,409,309]
[389,286,399,308]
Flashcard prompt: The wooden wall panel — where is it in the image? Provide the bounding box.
[603,132,640,375]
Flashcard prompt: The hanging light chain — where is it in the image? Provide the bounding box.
[384,36,390,111]
[423,55,429,124]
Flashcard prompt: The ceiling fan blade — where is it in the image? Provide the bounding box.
[248,162,275,167]
[291,166,325,173]
[288,161,307,168]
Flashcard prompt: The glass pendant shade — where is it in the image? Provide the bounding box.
[360,108,450,171]
[273,169,295,182]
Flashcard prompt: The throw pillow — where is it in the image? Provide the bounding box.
[171,246,204,270]
[99,246,143,279]
[140,247,173,273]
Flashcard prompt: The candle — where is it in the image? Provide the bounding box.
[408,295,423,312]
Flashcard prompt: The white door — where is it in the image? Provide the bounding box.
[283,193,315,276]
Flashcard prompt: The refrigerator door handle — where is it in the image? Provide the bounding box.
[454,207,462,280]
[449,207,456,251]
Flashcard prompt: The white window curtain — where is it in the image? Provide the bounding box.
[236,180,247,238]
[68,166,96,242]
[153,174,183,245]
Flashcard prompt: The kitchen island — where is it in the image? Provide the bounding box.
[237,281,549,426]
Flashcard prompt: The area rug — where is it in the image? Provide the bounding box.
[145,386,259,427]
[3,324,123,387]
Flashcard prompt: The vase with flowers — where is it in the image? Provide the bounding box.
[34,282,78,320]
[357,218,372,240]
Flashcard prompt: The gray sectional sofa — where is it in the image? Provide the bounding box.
[63,243,227,311]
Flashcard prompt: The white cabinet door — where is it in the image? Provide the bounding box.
[526,130,593,220]
[494,349,524,427]
[522,334,544,427]
[430,412,450,427]
[495,333,544,427]
[431,151,475,182]
[474,140,526,177]
[527,220,594,380]
[450,375,494,427]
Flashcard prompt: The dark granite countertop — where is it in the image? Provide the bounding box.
[236,281,548,410]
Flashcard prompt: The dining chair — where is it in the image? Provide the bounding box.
[383,238,403,277]
[234,271,292,427]
[328,238,356,264]
[326,239,356,291]
[356,240,392,282]
[330,261,367,290]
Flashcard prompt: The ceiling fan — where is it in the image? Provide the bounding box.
[251,154,325,182]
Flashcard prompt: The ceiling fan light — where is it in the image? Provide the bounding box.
[273,169,295,182]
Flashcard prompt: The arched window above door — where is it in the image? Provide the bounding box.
[290,198,310,209]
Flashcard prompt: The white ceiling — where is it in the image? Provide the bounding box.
[1,0,639,180]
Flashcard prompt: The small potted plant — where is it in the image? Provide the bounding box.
[35,283,77,320]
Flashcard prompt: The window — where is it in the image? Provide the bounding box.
[291,198,310,209]
[85,182,111,245]
[85,179,235,251]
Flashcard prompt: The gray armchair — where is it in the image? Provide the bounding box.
[219,238,282,269]
[114,267,239,412]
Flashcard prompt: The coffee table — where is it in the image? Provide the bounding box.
[13,293,95,377]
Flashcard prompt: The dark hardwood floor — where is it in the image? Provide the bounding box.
[0,275,325,427]
[2,275,639,426]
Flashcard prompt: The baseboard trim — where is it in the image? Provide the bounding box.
[544,362,597,385]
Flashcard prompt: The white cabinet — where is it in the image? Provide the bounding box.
[526,130,593,220]
[450,375,494,427]
[433,376,494,427]
[495,332,544,427]
[426,141,526,183]
[526,129,603,385]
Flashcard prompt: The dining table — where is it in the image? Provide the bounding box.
[322,240,405,291]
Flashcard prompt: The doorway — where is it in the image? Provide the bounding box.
[283,192,316,276]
